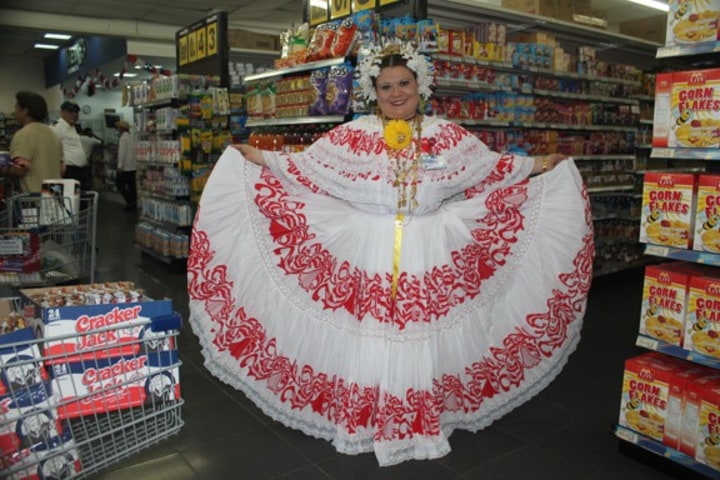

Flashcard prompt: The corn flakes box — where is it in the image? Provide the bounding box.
[666,362,716,450]
[640,264,691,346]
[670,69,720,149]
[684,274,720,359]
[640,172,697,248]
[666,0,720,46]
[695,174,720,253]
[693,381,720,470]
[680,373,720,459]
[619,352,681,442]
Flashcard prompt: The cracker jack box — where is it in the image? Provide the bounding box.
[652,69,720,149]
[619,352,681,443]
[19,285,175,364]
[0,406,72,472]
[695,174,720,254]
[1,326,52,426]
[4,439,81,480]
[39,179,80,226]
[684,274,720,360]
[48,350,180,419]
[640,172,697,249]
[666,0,720,46]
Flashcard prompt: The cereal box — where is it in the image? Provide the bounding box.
[619,352,681,442]
[640,172,697,249]
[680,373,720,458]
[666,362,716,450]
[684,274,720,359]
[639,264,691,346]
[691,380,720,469]
[666,0,720,46]
[695,174,720,253]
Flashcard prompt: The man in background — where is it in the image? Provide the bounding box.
[53,101,91,190]
[115,120,137,211]
[6,91,62,193]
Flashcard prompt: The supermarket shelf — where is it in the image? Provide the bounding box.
[243,57,346,82]
[450,118,637,132]
[644,244,720,266]
[573,154,636,161]
[635,167,706,175]
[636,144,652,149]
[593,214,640,222]
[630,94,655,102]
[651,148,720,160]
[587,185,635,193]
[635,334,720,370]
[656,41,720,59]
[612,424,720,479]
[593,256,656,277]
[246,116,346,127]
[639,119,653,125]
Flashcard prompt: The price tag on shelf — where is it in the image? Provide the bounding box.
[636,336,659,351]
[645,245,670,257]
[616,427,639,444]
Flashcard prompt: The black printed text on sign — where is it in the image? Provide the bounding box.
[196,27,207,60]
[330,0,351,19]
[308,1,329,26]
[178,35,188,66]
[206,21,218,56]
[353,0,376,11]
[188,31,197,63]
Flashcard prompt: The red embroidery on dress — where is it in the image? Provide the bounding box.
[187,221,593,443]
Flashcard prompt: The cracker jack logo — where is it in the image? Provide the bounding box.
[658,272,672,284]
[639,367,654,382]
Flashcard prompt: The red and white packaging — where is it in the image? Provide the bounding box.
[684,274,720,359]
[666,0,720,46]
[680,373,720,458]
[639,264,693,347]
[4,439,81,480]
[640,172,697,249]
[48,351,180,419]
[694,174,720,253]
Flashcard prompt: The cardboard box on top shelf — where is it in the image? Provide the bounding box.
[620,15,667,44]
[228,29,279,51]
[501,0,564,20]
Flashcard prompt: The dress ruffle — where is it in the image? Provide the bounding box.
[188,144,594,466]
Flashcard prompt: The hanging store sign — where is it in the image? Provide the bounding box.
[176,11,229,86]
[307,0,409,26]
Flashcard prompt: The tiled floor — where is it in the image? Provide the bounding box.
[89,199,707,480]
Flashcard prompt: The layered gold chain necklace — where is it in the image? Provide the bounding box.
[381,115,422,212]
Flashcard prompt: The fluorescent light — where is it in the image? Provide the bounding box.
[34,43,60,50]
[44,33,72,40]
[625,0,669,12]
[114,73,137,77]
[310,0,327,8]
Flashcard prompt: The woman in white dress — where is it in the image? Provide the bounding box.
[187,42,594,466]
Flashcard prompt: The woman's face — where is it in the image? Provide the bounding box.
[375,65,420,120]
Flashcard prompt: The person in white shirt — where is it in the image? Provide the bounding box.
[52,101,90,190]
[78,126,103,164]
[116,120,137,211]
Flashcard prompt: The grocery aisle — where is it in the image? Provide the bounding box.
[92,198,696,480]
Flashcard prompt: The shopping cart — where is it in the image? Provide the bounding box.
[0,295,183,479]
[0,192,97,288]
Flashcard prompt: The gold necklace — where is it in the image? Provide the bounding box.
[381,115,422,212]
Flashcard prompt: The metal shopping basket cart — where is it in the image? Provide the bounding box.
[0,192,97,289]
[0,294,183,480]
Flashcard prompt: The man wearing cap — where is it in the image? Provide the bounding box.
[52,101,90,190]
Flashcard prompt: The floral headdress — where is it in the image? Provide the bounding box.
[355,41,434,105]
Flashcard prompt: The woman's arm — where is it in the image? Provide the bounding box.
[530,154,568,176]
[233,144,266,167]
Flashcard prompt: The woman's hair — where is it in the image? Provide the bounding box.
[15,91,48,122]
[371,54,418,89]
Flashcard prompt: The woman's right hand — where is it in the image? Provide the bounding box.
[232,144,266,167]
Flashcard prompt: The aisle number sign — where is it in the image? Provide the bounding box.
[177,17,219,67]
[307,0,402,25]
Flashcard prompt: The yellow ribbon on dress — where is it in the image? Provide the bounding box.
[391,213,404,300]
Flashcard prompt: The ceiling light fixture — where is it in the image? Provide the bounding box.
[44,33,72,40]
[34,43,60,50]
[114,73,138,77]
[625,0,669,12]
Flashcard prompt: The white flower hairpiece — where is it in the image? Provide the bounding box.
[355,41,435,104]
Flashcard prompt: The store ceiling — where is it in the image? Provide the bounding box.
[0,0,668,59]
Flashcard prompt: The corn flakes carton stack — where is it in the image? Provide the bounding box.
[640,172,697,249]
[619,352,684,443]
[684,274,720,359]
[666,0,720,46]
[685,377,720,472]
[666,361,717,451]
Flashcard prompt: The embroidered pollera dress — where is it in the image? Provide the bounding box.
[187,115,594,466]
